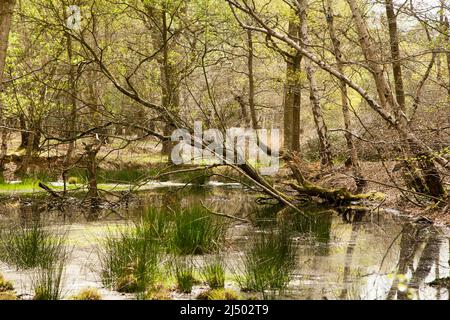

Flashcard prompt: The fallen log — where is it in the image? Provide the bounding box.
[289,182,385,205]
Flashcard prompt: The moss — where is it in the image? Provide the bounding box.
[70,288,102,300]
[67,177,80,185]
[0,274,14,292]
[143,284,172,300]
[0,291,17,300]
[196,289,240,300]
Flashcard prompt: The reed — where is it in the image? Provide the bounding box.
[32,261,66,300]
[0,223,67,270]
[170,206,226,255]
[238,228,296,298]
[201,259,225,289]
[99,225,160,293]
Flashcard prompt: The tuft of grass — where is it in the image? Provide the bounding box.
[70,288,102,300]
[142,283,172,300]
[32,261,66,300]
[0,223,67,270]
[196,288,240,300]
[0,274,17,300]
[99,225,160,293]
[0,274,14,292]
[174,258,196,294]
[170,206,227,255]
[0,292,17,300]
[201,259,225,289]
[238,228,296,298]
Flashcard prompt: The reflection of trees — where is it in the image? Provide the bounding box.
[387,223,441,300]
[339,209,365,299]
[19,200,43,227]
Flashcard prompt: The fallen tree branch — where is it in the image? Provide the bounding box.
[201,201,250,223]
[289,182,385,205]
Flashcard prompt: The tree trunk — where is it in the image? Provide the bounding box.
[283,21,301,153]
[247,30,259,130]
[64,32,77,165]
[0,0,15,173]
[324,0,365,190]
[236,95,250,127]
[146,4,180,161]
[385,0,406,115]
[299,0,333,169]
[444,16,450,102]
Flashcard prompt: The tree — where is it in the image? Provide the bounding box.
[0,0,16,171]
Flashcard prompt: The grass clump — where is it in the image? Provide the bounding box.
[238,228,296,298]
[0,292,17,300]
[201,259,225,289]
[0,223,67,270]
[0,274,14,292]
[174,258,196,294]
[70,288,102,300]
[32,261,66,300]
[171,206,227,255]
[99,225,160,293]
[142,283,172,300]
[197,288,240,300]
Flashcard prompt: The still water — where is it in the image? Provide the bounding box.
[0,184,448,300]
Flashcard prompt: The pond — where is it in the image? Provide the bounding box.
[0,183,449,300]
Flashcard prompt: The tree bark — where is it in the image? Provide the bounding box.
[298,0,333,169]
[63,31,77,166]
[324,0,365,190]
[247,30,259,130]
[385,0,406,114]
[283,21,301,153]
[0,0,15,173]
[146,4,180,161]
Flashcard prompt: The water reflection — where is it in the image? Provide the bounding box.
[0,187,449,300]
